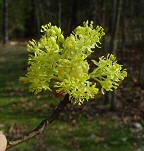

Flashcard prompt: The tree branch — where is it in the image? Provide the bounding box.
[6,94,70,150]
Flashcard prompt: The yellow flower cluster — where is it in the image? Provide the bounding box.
[20,21,127,105]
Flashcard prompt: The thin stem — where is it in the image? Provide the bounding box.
[6,94,70,150]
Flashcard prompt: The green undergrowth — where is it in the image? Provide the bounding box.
[0,45,134,151]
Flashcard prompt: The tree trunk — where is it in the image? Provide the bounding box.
[24,0,38,37]
[34,0,40,36]
[121,0,126,61]
[101,0,111,106]
[88,0,96,22]
[139,50,144,88]
[2,0,9,44]
[101,0,106,55]
[130,2,135,45]
[109,0,122,110]
[70,0,77,31]
[58,0,62,27]
[39,0,46,25]
[110,0,122,53]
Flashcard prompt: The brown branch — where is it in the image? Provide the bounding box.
[6,94,70,150]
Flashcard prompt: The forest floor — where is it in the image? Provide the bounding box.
[0,44,144,151]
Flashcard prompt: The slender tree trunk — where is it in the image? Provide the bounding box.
[110,0,122,53]
[130,2,135,45]
[109,0,122,110]
[88,0,96,22]
[102,0,106,53]
[142,23,144,42]
[121,0,126,61]
[3,0,9,44]
[101,0,111,106]
[139,50,144,87]
[70,0,77,31]
[39,1,46,25]
[24,0,38,37]
[34,0,40,36]
[58,0,62,27]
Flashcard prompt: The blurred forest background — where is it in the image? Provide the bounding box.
[0,0,144,151]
